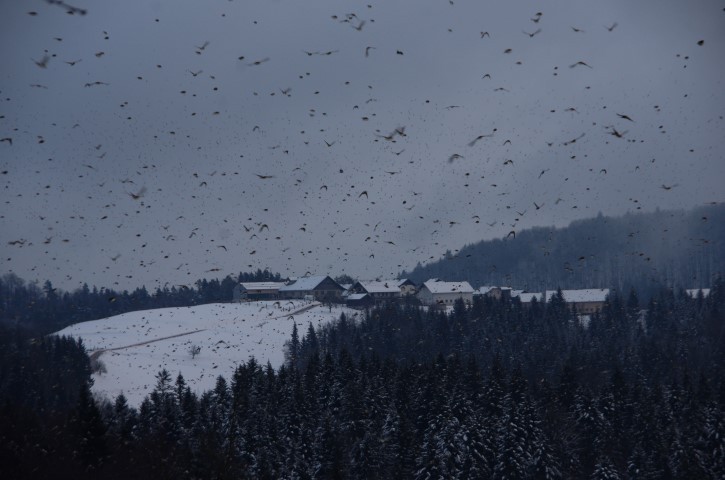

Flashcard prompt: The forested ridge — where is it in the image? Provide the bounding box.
[1,281,723,479]
[0,269,282,335]
[403,205,724,296]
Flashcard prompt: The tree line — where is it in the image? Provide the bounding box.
[0,269,282,335]
[1,279,722,478]
[402,204,724,297]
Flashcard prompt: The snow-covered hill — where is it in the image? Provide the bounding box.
[55,301,357,406]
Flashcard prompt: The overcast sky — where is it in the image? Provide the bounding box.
[1,0,724,292]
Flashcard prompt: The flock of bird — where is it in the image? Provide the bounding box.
[1,0,722,290]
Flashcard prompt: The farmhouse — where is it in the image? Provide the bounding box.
[417,279,474,306]
[278,275,345,302]
[545,288,610,314]
[348,280,401,304]
[398,279,417,296]
[232,282,287,301]
[514,291,545,307]
[346,293,374,309]
[474,286,512,300]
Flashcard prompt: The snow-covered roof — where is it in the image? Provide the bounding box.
[239,282,287,290]
[545,289,609,303]
[347,293,370,301]
[686,288,711,298]
[357,280,401,294]
[279,275,330,291]
[474,286,496,295]
[516,292,544,303]
[474,285,513,295]
[422,279,474,294]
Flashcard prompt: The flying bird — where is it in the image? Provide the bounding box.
[256,174,275,179]
[365,46,376,57]
[127,186,147,200]
[569,61,592,69]
[248,57,270,66]
[448,153,464,163]
[563,133,585,146]
[605,22,618,32]
[616,113,634,122]
[33,54,50,68]
[607,126,627,138]
[45,0,87,15]
[468,133,493,147]
[523,28,541,38]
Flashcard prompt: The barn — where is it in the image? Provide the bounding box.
[278,275,345,302]
[232,282,287,302]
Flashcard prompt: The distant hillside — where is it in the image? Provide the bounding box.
[402,205,725,295]
[55,301,354,406]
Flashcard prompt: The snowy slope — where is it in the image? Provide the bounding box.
[55,301,357,406]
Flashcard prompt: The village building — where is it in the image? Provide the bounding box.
[545,288,610,314]
[514,291,545,307]
[278,275,345,302]
[346,293,374,309]
[232,282,287,302]
[417,279,474,306]
[474,286,512,300]
[348,280,402,304]
[398,279,417,296]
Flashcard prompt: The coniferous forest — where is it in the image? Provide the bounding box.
[1,280,723,479]
[0,269,282,335]
[403,205,725,297]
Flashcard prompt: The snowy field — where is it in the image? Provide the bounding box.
[55,301,357,406]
